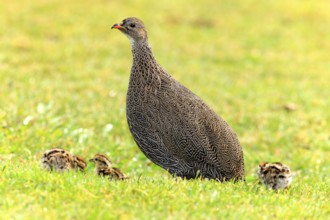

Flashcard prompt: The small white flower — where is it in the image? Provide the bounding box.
[37,102,53,114]
[109,90,117,97]
[103,123,113,136]
[23,116,34,125]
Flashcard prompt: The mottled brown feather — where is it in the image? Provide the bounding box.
[40,148,86,172]
[89,153,128,180]
[257,162,292,190]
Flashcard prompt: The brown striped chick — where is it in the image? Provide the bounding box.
[257,162,292,190]
[40,148,75,172]
[89,153,128,180]
[41,148,87,172]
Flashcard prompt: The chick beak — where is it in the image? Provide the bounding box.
[111,24,123,29]
[89,158,95,162]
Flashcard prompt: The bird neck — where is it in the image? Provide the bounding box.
[131,41,157,67]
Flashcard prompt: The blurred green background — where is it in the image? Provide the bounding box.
[0,0,329,219]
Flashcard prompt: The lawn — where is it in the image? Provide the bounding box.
[0,0,329,219]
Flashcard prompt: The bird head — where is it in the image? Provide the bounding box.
[112,17,148,45]
[257,162,269,175]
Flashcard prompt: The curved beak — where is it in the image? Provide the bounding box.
[111,24,123,29]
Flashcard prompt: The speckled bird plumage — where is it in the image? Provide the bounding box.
[40,148,86,172]
[111,17,244,182]
[73,155,87,172]
[257,162,292,190]
[89,153,127,180]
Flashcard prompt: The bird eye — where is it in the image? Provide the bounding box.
[130,23,136,28]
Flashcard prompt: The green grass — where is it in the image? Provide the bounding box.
[0,0,329,219]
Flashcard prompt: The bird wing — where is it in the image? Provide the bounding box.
[154,77,243,178]
[171,81,243,175]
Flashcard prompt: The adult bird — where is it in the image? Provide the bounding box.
[111,17,244,182]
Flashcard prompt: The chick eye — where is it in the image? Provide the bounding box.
[130,23,136,28]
